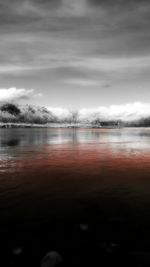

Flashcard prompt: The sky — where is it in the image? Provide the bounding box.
[0,0,150,112]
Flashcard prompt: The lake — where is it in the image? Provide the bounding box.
[1,127,150,265]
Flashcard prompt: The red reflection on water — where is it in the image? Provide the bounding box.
[1,142,149,192]
[1,140,150,226]
[1,142,150,174]
[20,143,150,171]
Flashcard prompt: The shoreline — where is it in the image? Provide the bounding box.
[0,122,113,129]
[0,122,149,129]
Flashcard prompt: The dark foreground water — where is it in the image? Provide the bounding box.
[1,128,150,266]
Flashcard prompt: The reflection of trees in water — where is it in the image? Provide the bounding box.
[0,129,52,147]
[72,129,79,143]
[88,131,102,141]
[0,130,21,147]
[3,139,20,147]
[22,129,50,145]
[0,128,114,148]
[58,129,102,143]
[1,128,150,148]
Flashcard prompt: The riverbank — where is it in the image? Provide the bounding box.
[0,122,49,128]
[0,122,102,128]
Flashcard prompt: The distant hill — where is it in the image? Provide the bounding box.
[0,103,56,124]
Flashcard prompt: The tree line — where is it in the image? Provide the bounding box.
[1,103,150,126]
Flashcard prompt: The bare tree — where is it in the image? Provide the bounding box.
[70,110,79,123]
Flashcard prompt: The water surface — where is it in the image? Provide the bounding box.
[1,127,150,231]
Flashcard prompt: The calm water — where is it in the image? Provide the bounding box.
[1,127,150,232]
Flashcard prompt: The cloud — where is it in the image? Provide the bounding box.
[1,52,149,77]
[70,56,150,73]
[0,0,150,34]
[0,1,150,78]
[58,0,87,17]
[0,65,35,74]
[47,107,70,119]
[64,78,111,87]
[80,102,150,121]
[0,87,34,102]
[64,79,101,86]
[15,1,45,17]
[47,103,150,122]
[0,0,150,109]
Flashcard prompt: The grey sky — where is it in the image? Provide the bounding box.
[0,0,150,108]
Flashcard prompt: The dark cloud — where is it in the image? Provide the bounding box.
[0,0,150,33]
[0,0,61,9]
[0,0,150,108]
[0,0,61,25]
[33,0,60,5]
[87,0,150,29]
[88,0,150,7]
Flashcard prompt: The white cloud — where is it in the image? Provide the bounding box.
[0,87,34,102]
[80,102,150,121]
[48,103,150,122]
[47,107,70,119]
